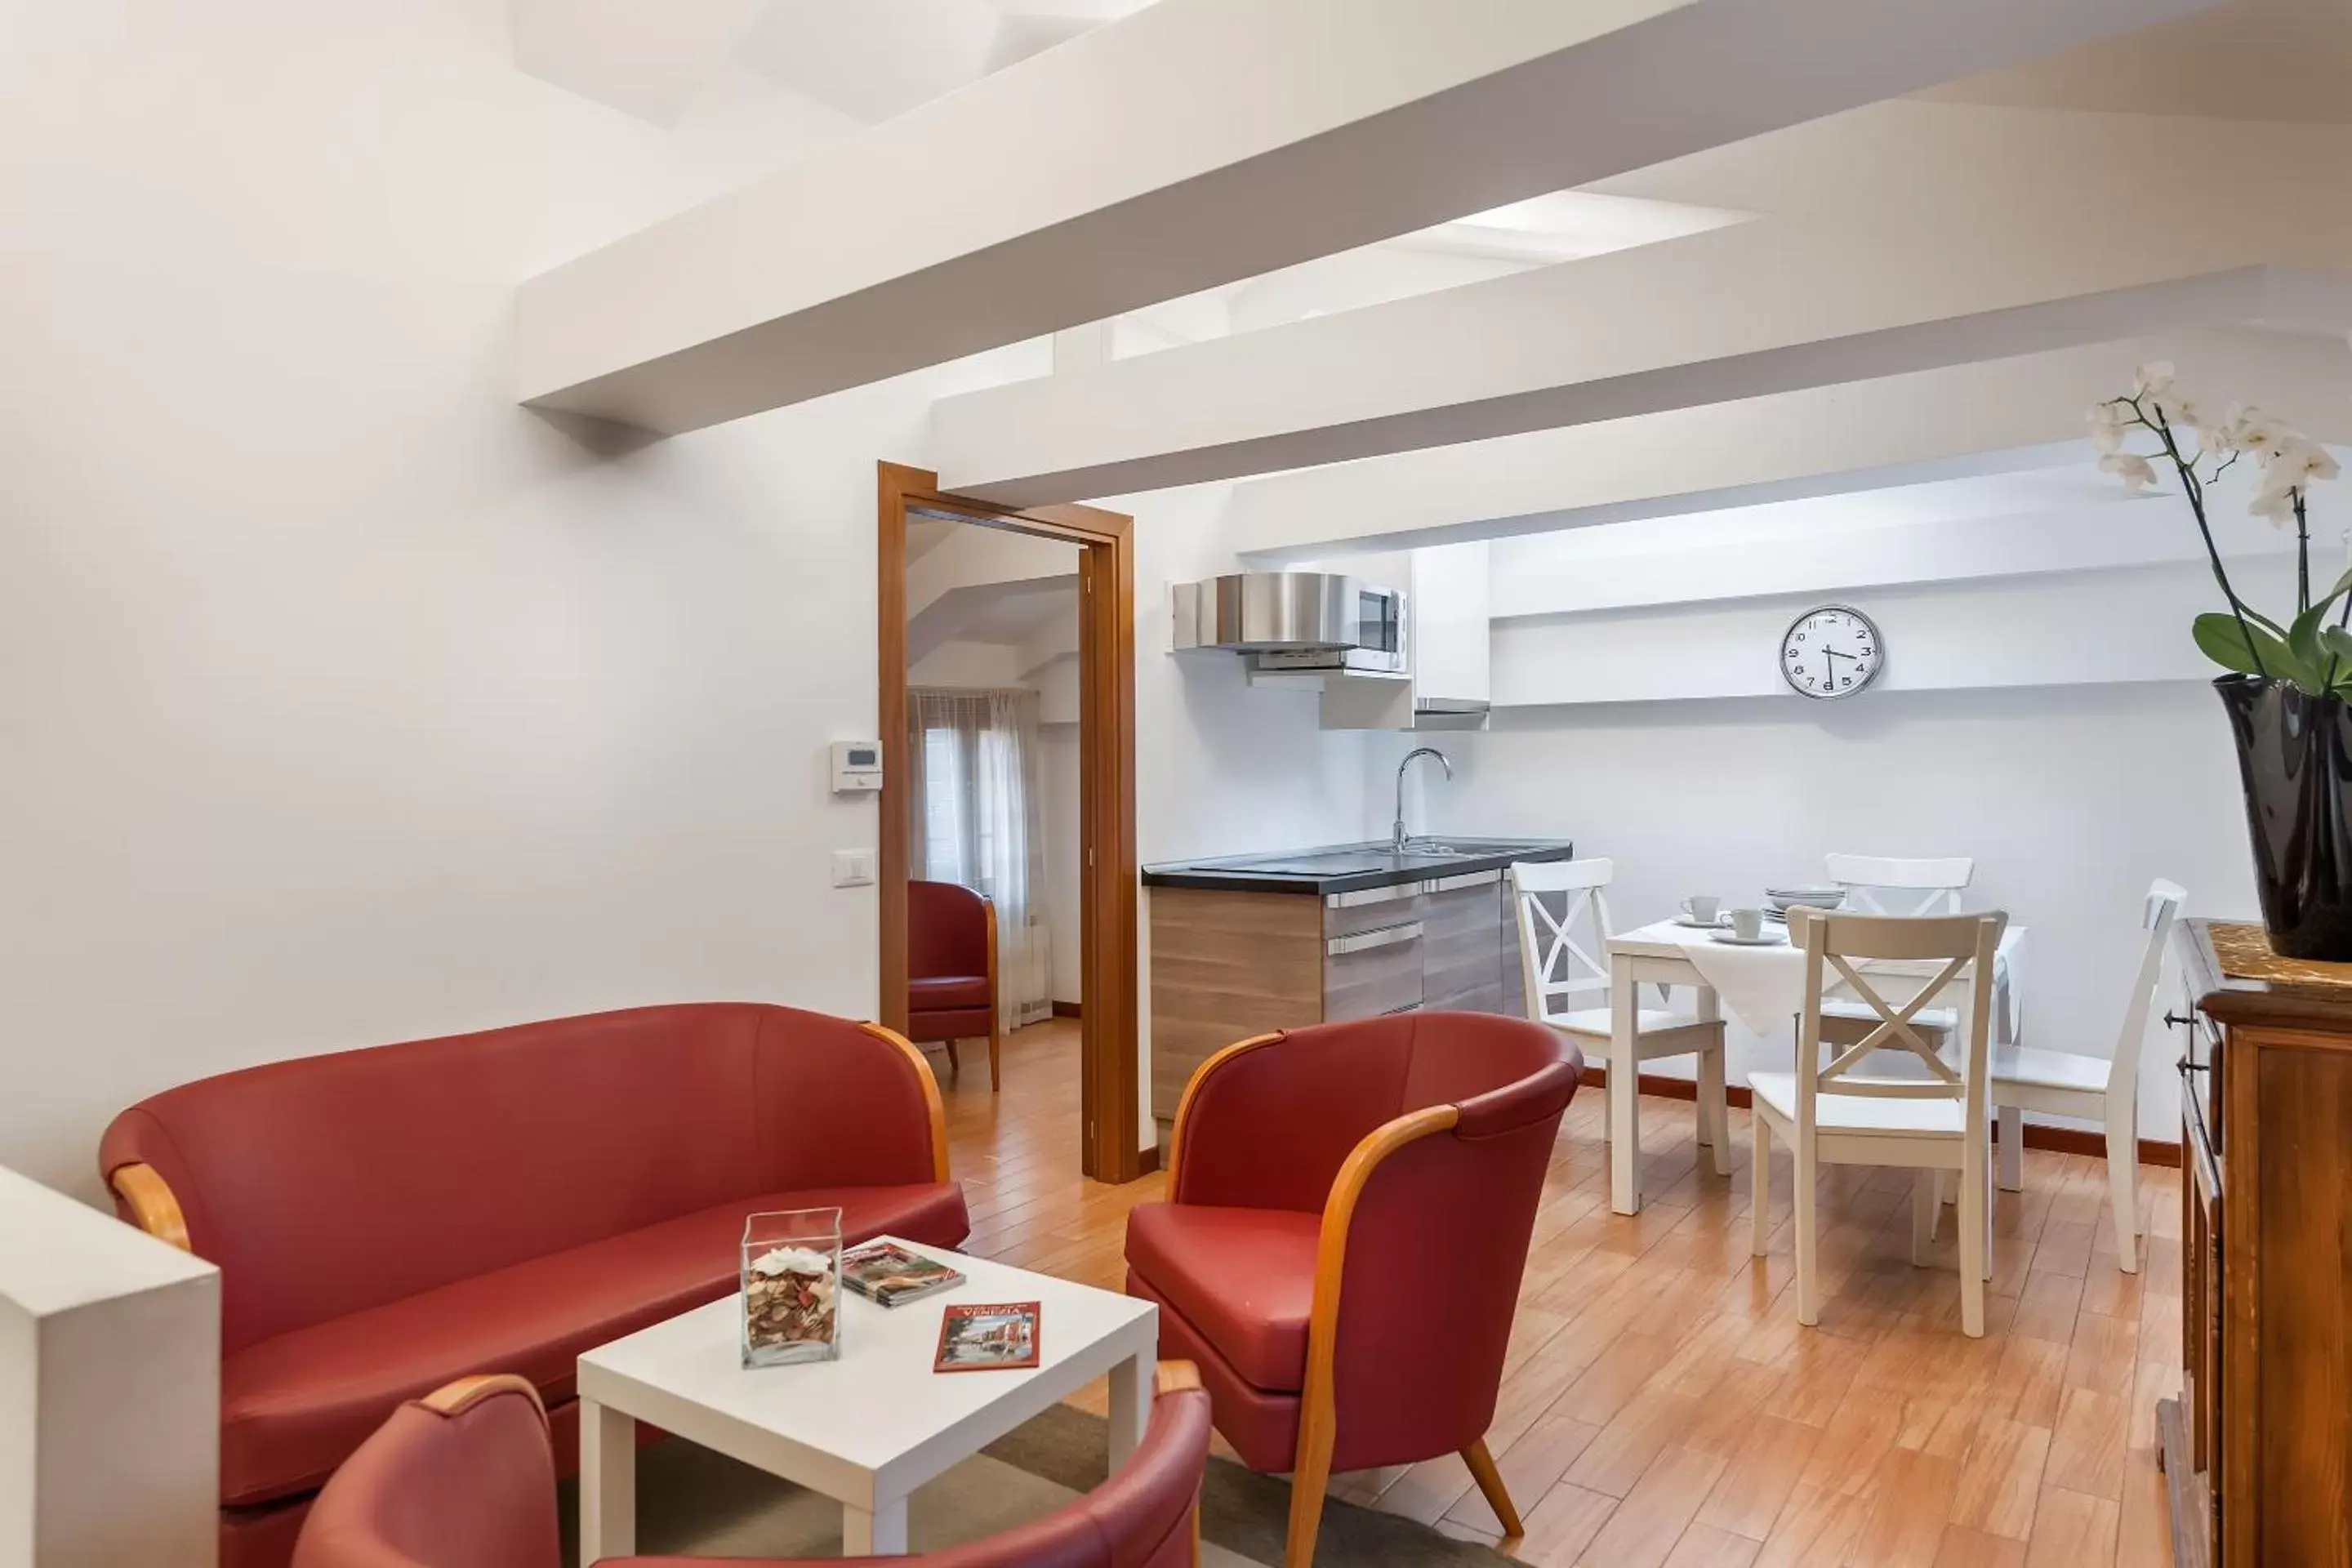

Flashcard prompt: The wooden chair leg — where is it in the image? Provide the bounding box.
[1958,1156,1988,1338]
[988,1019,1001,1092]
[1284,1422,1334,1568]
[1461,1438,1522,1539]
[1749,1113,1772,1258]
[943,1038,960,1075]
[1911,1169,1938,1264]
[2105,1109,2140,1274]
[1793,1143,1820,1326]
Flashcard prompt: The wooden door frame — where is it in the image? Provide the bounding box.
[877,461,1144,1184]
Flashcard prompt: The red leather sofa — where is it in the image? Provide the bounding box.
[1125,1010,1581,1567]
[906,879,1001,1089]
[98,1003,967,1568]
[292,1368,1211,1568]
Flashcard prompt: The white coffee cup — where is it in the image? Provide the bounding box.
[1727,907,1766,941]
[1680,895,1722,924]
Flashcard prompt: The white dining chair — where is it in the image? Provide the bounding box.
[1818,854,1976,1048]
[1749,907,2007,1337]
[1509,858,1729,1165]
[1824,853,1976,915]
[1987,879,2184,1275]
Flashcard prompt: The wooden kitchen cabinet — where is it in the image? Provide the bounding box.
[1146,868,1521,1130]
[2163,920,2352,1568]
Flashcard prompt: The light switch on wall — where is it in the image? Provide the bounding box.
[832,849,876,888]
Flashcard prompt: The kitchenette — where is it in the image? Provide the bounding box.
[1146,559,1555,1138]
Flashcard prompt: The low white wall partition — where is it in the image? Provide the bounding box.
[0,1165,219,1568]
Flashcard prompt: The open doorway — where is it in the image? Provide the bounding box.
[876,463,1143,1183]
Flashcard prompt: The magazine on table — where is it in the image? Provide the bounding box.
[933,1301,1041,1373]
[839,1240,966,1307]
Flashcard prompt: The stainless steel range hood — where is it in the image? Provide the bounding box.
[1170,571,1405,675]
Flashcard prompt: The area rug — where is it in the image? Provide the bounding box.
[559,1404,1517,1566]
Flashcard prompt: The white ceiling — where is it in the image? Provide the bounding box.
[731,0,1156,124]
[1920,0,2352,122]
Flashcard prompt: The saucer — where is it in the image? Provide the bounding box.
[1673,915,1728,929]
[1709,929,1788,947]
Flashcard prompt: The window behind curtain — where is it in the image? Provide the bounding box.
[906,688,1053,1031]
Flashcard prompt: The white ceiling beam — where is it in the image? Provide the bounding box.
[1223,327,2352,560]
[933,190,2352,505]
[514,0,2210,432]
[507,0,768,125]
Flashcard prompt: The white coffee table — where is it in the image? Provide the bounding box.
[575,1236,1158,1560]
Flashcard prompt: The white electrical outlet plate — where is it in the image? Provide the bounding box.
[832,849,876,888]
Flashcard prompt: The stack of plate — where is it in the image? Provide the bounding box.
[1762,886,1845,924]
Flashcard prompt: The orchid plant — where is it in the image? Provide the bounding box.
[2091,363,2345,696]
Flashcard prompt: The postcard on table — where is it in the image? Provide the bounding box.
[933,1301,1041,1373]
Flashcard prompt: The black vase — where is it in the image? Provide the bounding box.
[2216,674,2352,960]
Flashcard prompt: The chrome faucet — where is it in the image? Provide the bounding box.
[1392,746,1452,855]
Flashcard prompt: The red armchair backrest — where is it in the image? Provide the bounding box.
[296,1373,1214,1568]
[99,1004,938,1353]
[1172,1012,1580,1468]
[908,880,990,981]
[292,1379,560,1568]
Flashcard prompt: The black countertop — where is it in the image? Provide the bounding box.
[1141,838,1576,896]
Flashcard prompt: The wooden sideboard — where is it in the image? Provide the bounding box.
[2163,920,2352,1566]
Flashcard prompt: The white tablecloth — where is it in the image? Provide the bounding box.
[1623,919,2027,1041]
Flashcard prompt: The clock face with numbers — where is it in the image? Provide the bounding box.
[1780,605,1884,699]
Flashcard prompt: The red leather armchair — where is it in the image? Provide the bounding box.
[293,1368,1212,1568]
[1125,1011,1582,1568]
[906,879,1001,1090]
[100,1003,967,1568]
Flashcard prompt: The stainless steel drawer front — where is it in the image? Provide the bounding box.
[1327,884,1419,910]
[1424,870,1502,894]
[1326,921,1423,957]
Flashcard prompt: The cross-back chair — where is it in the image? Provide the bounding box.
[1509,858,1728,1165]
[1749,907,2007,1337]
[1989,879,2183,1273]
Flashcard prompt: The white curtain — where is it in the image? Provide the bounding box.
[905,687,1054,1031]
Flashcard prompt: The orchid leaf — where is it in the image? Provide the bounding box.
[2196,612,2319,688]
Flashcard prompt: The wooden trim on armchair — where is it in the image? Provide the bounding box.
[109,1162,191,1252]
[1154,1358,1203,1397]
[421,1374,546,1420]
[1288,1104,1463,1568]
[1162,1032,1285,1200]
[860,1020,953,1184]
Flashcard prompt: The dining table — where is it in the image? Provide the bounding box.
[1602,915,2029,1214]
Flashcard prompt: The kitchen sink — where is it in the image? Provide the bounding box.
[1396,839,1557,860]
[1192,840,1561,876]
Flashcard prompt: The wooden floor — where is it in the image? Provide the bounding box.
[931,1018,2179,1568]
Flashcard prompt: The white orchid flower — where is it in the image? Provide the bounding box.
[2100,452,2159,492]
[2263,437,2342,488]
[2133,361,2176,398]
[2087,402,2130,454]
[2250,482,2303,525]
[2234,408,2293,458]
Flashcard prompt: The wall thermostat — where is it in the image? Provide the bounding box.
[830,741,883,793]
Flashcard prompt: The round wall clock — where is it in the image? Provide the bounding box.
[1780,604,1884,699]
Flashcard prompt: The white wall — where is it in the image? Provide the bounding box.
[1370,682,2246,1134]
[1350,472,2292,1139]
[0,2,1370,1188]
[0,0,1025,1198]
[1040,726,1085,1006]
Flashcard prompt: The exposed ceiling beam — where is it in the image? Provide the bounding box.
[932,229,2351,506]
[514,0,2210,433]
[508,0,768,125]
[1221,327,2352,560]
